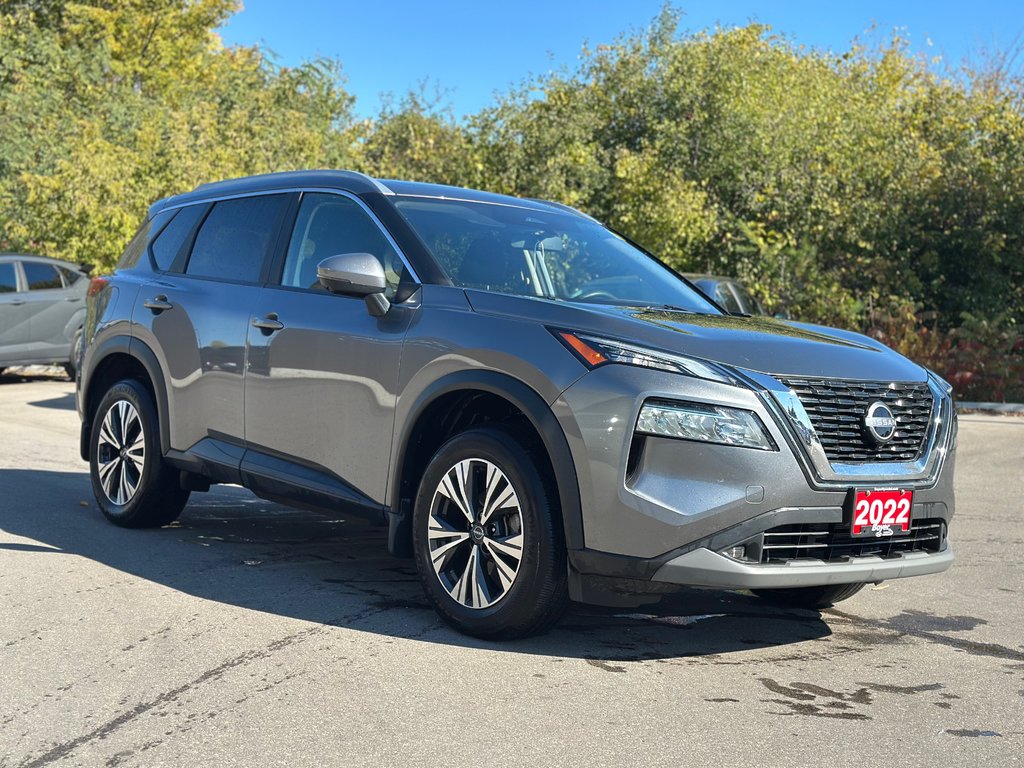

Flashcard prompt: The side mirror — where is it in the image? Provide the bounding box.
[317,253,390,317]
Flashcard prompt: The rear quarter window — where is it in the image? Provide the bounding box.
[117,210,174,270]
[151,205,206,272]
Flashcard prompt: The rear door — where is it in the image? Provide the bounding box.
[243,191,416,508]
[131,194,292,471]
[0,261,28,363]
[20,260,72,362]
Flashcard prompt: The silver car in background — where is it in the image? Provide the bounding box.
[77,171,956,639]
[0,254,88,378]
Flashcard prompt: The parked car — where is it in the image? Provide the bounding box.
[0,254,88,378]
[77,171,956,639]
[684,273,767,316]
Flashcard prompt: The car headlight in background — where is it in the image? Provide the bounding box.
[553,330,739,385]
[636,400,776,451]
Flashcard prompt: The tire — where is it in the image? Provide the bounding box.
[412,426,569,639]
[89,378,190,528]
[753,582,865,609]
[65,328,82,380]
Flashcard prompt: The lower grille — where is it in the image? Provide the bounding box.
[760,518,946,564]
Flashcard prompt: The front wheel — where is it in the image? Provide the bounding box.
[412,426,568,639]
[753,582,865,609]
[89,379,190,528]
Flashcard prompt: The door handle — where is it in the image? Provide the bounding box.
[144,295,173,313]
[64,296,81,302]
[10,300,25,306]
[252,314,284,333]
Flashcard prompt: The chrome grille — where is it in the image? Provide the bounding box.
[779,378,933,462]
[760,518,945,563]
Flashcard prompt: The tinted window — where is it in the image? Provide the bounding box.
[118,210,173,270]
[152,205,206,271]
[58,266,82,286]
[715,284,742,313]
[281,193,402,296]
[394,197,719,312]
[732,283,763,314]
[23,262,62,290]
[0,263,16,293]
[187,195,288,282]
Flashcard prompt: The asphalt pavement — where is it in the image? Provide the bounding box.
[1,373,1022,767]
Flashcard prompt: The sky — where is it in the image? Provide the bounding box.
[219,1,1024,119]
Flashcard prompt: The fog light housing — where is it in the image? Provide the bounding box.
[636,400,776,451]
[722,543,759,562]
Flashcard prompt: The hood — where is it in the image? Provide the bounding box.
[465,291,928,382]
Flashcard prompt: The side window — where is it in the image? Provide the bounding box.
[186,195,288,283]
[23,262,63,290]
[117,210,173,270]
[715,283,742,313]
[151,205,206,271]
[732,284,763,315]
[281,193,402,296]
[58,266,82,286]
[0,263,17,293]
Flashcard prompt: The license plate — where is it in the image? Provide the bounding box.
[851,488,913,538]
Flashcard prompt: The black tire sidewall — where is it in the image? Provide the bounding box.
[412,427,565,638]
[89,379,168,526]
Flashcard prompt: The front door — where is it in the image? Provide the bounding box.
[244,191,417,508]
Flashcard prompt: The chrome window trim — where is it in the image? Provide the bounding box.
[740,369,953,487]
[156,187,420,284]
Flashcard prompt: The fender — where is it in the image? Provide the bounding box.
[79,335,171,462]
[389,369,584,552]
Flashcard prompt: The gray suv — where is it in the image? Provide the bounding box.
[77,171,956,638]
[1,254,88,377]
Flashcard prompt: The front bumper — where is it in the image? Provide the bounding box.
[653,543,953,589]
[556,363,957,591]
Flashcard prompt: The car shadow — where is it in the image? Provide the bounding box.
[0,468,832,660]
[26,392,77,411]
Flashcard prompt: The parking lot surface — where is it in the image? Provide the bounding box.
[1,374,1022,767]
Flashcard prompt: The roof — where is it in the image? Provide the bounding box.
[148,170,391,217]
[148,170,575,219]
[382,179,566,214]
[0,253,83,271]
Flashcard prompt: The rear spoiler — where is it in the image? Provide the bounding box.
[79,264,94,275]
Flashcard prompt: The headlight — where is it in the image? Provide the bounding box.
[554,330,739,385]
[637,400,776,451]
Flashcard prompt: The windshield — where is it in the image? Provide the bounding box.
[393,197,720,313]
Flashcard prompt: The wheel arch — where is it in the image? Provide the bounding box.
[389,370,583,557]
[80,336,170,461]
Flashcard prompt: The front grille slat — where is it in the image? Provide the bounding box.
[779,377,933,463]
[758,518,946,563]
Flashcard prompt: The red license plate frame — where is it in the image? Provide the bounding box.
[851,488,913,538]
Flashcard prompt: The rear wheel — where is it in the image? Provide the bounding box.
[89,379,189,528]
[753,582,865,609]
[65,328,82,380]
[412,426,568,639]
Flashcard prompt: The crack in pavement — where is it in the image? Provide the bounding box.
[15,624,328,768]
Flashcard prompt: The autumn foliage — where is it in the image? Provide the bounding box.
[1,3,1021,399]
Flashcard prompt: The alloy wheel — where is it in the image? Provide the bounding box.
[96,400,146,506]
[427,458,525,609]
